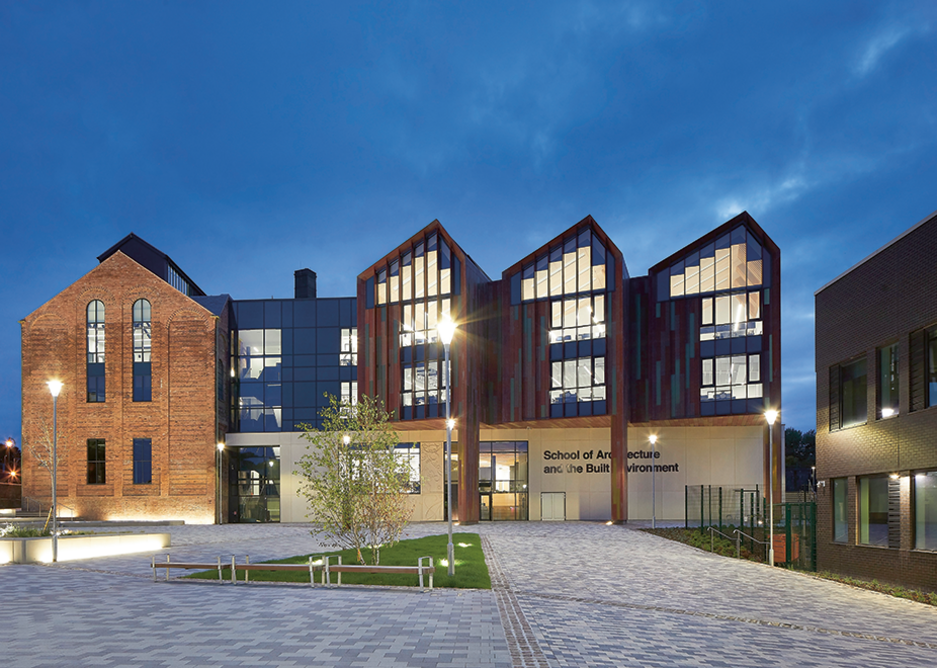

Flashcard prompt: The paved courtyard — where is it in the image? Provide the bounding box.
[4,521,937,667]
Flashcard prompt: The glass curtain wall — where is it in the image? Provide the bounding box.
[228,446,281,523]
[479,441,529,521]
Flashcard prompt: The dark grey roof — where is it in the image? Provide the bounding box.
[191,294,232,316]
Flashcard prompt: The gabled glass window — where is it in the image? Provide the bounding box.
[669,226,764,299]
[519,228,608,303]
[132,299,152,402]
[86,300,105,402]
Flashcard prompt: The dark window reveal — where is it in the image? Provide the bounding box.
[87,439,106,484]
[133,438,152,485]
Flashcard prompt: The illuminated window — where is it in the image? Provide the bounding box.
[132,299,152,402]
[86,300,105,402]
[520,228,608,304]
[395,443,421,493]
[548,294,606,343]
[700,291,762,340]
[340,328,358,366]
[668,226,764,299]
[549,357,606,405]
[700,354,762,402]
[341,381,358,406]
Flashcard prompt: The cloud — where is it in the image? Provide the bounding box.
[715,174,810,221]
[854,26,914,78]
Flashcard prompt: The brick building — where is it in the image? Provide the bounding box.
[22,212,781,524]
[815,208,937,591]
[20,235,232,523]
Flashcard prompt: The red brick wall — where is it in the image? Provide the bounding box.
[815,211,937,590]
[20,251,224,523]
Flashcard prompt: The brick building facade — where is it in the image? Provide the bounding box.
[815,208,937,591]
[20,239,231,523]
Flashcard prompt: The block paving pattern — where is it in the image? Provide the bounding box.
[4,521,937,667]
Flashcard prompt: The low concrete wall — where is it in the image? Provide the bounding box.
[0,533,171,564]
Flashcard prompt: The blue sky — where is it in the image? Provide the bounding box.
[2,1,935,441]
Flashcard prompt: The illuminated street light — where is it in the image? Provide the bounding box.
[47,380,63,563]
[216,441,225,524]
[438,317,457,577]
[765,409,779,567]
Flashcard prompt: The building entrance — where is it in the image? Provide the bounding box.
[228,446,280,523]
[479,441,528,520]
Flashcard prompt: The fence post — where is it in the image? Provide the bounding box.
[685,486,688,529]
[718,487,723,531]
[700,485,704,533]
[785,504,792,565]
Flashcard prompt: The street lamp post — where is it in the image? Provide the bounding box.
[765,409,779,567]
[216,442,225,524]
[648,434,658,529]
[438,318,457,577]
[47,380,63,563]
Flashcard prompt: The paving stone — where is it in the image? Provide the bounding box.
[5,521,937,667]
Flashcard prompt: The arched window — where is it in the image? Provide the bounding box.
[86,300,105,402]
[132,299,152,402]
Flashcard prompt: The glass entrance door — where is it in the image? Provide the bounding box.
[228,446,280,523]
[479,441,528,520]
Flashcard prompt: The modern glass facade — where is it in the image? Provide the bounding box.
[228,446,280,523]
[231,297,357,432]
[479,441,529,521]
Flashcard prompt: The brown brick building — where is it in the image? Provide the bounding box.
[20,235,232,523]
[815,208,937,591]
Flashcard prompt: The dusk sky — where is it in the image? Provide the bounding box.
[2,1,936,442]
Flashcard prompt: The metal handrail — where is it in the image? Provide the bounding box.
[733,528,769,560]
[22,496,42,513]
[706,526,735,554]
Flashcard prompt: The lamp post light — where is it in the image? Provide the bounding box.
[47,380,63,563]
[648,434,658,529]
[216,442,225,524]
[765,409,779,567]
[438,317,457,577]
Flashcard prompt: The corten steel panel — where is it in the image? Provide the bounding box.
[643,211,781,498]
[499,216,630,521]
[814,210,937,591]
[357,220,490,523]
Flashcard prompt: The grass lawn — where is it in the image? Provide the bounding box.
[184,532,490,589]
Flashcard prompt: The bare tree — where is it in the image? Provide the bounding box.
[296,394,413,565]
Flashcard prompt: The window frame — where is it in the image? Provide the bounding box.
[132,438,152,485]
[86,438,106,485]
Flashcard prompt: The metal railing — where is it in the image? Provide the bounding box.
[733,528,769,561]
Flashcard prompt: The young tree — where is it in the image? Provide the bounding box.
[296,394,413,565]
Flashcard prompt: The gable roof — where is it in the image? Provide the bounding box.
[97,233,205,296]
